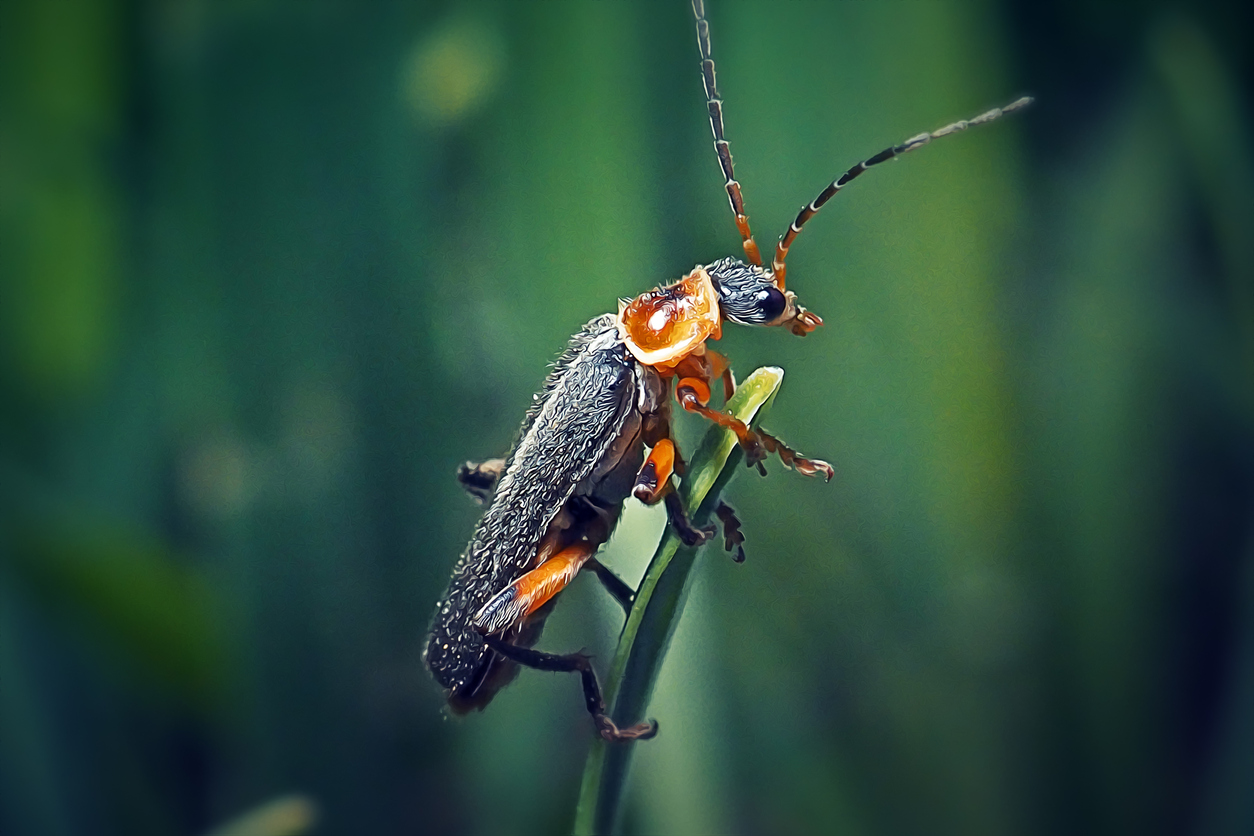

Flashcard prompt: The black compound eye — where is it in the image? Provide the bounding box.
[756,287,787,323]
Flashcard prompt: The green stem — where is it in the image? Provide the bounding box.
[572,366,784,835]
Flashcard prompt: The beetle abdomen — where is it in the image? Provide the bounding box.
[426,315,638,697]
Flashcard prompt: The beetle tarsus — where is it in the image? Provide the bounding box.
[664,491,715,547]
[758,429,834,481]
[596,715,659,742]
[750,427,834,481]
[714,500,746,563]
[740,434,767,467]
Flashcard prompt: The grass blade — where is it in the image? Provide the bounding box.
[573,366,784,835]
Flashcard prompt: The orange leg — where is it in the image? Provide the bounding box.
[720,367,735,403]
[672,350,734,404]
[700,348,736,402]
[473,542,595,636]
[643,412,686,476]
[632,438,677,504]
[675,377,834,480]
[635,421,713,546]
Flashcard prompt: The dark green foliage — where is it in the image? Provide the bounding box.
[0,2,1250,835]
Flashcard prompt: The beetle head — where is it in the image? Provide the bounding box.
[616,258,823,368]
[706,257,823,337]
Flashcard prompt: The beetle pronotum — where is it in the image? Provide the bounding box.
[425,0,1031,741]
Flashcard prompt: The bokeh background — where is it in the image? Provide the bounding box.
[2,1,1252,834]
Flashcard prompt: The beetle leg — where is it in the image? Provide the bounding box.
[642,413,686,475]
[482,635,658,742]
[675,377,834,481]
[633,432,714,547]
[586,558,635,613]
[632,438,678,504]
[473,542,596,636]
[664,491,715,547]
[457,457,506,503]
[703,348,736,402]
[714,500,746,563]
[750,430,835,480]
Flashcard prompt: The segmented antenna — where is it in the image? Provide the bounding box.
[692,0,761,267]
[770,96,1034,287]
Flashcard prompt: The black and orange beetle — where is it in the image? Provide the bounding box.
[425,0,1031,741]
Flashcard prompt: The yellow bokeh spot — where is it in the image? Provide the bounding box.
[402,15,505,128]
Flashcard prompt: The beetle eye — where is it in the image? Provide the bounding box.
[757,287,787,322]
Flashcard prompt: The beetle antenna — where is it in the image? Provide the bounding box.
[771,96,1033,288]
[692,0,762,268]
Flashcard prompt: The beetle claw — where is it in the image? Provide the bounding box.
[596,714,659,742]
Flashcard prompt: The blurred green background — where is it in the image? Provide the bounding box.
[2,1,1251,834]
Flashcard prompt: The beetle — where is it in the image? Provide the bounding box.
[425,0,1031,742]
